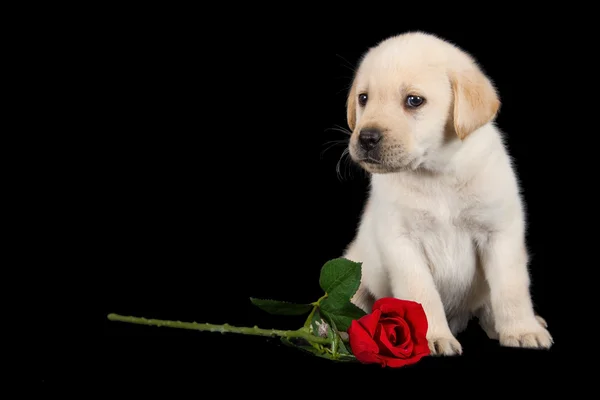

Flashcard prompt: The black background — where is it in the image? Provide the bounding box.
[93,10,593,389]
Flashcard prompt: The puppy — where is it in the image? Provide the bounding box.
[342,32,552,355]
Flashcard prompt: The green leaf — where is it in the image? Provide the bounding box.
[323,314,353,356]
[320,297,367,332]
[280,337,357,362]
[310,310,334,342]
[249,298,313,315]
[319,258,362,308]
[337,336,351,355]
[325,313,342,358]
[280,337,329,358]
[308,309,353,358]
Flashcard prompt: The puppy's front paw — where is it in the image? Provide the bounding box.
[535,314,548,328]
[499,319,553,349]
[427,335,462,356]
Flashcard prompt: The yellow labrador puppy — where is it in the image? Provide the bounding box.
[343,32,552,356]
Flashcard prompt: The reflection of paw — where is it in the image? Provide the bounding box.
[427,335,463,356]
[499,318,553,349]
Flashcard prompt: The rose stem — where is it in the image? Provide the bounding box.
[304,293,328,328]
[107,313,332,345]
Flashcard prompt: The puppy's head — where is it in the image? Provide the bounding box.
[346,32,500,173]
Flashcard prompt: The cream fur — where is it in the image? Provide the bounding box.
[342,32,552,356]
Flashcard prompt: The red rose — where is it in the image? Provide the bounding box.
[348,297,430,368]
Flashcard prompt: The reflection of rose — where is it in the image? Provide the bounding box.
[348,297,430,368]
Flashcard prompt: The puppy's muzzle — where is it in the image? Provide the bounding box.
[356,128,383,163]
[359,128,382,151]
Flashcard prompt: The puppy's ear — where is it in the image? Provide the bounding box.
[346,77,357,132]
[450,62,500,140]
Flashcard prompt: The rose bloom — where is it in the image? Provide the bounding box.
[348,297,430,368]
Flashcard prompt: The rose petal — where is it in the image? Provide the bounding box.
[372,297,406,318]
[402,301,429,352]
[403,300,428,336]
[383,321,397,344]
[380,316,406,344]
[391,319,413,350]
[357,309,381,337]
[353,350,383,366]
[374,298,429,342]
[352,297,432,367]
[375,324,412,360]
[348,320,379,353]
[412,336,430,357]
[375,327,394,358]
[376,355,392,368]
[347,319,381,365]
[378,320,414,359]
[384,351,428,368]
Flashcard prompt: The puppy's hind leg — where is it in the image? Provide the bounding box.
[343,240,378,313]
[476,303,498,340]
[448,313,471,337]
[351,283,375,313]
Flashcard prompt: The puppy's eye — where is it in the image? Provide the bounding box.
[406,95,425,108]
[358,94,368,107]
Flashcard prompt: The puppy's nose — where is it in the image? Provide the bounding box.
[358,129,382,151]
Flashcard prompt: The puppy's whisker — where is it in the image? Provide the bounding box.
[345,150,358,181]
[336,148,349,181]
[322,139,348,146]
[320,140,348,159]
[335,53,357,73]
[325,126,352,136]
[336,147,360,182]
[333,124,351,131]
[336,83,355,95]
[360,164,369,179]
